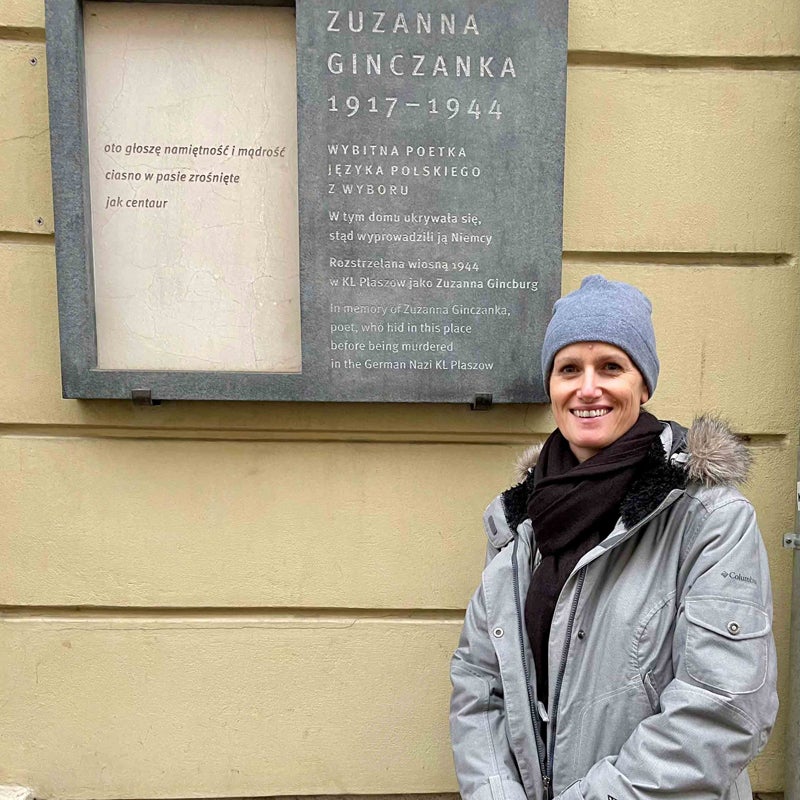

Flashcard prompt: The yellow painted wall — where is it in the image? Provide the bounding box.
[1,1,798,799]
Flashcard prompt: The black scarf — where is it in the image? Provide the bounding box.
[525,411,664,704]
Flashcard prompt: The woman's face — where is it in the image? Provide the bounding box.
[549,342,650,463]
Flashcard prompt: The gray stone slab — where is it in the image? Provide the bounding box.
[296,0,566,403]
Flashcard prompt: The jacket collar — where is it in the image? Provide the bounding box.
[496,416,751,540]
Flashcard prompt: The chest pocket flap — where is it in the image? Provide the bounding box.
[684,596,770,694]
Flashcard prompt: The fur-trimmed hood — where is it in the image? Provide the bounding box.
[501,416,751,534]
[513,416,751,485]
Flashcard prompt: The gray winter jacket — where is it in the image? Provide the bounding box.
[450,418,778,800]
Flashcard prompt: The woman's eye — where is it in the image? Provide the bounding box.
[559,364,578,374]
[604,362,623,373]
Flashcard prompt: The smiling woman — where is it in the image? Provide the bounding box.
[549,342,649,462]
[450,275,778,800]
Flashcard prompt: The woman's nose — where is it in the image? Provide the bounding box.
[577,370,601,399]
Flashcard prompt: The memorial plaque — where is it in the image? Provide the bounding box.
[45,0,566,402]
[296,0,567,402]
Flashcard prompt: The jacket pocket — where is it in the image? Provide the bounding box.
[684,595,769,694]
[642,670,660,713]
[574,678,653,779]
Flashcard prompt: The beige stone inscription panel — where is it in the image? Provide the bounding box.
[84,3,300,371]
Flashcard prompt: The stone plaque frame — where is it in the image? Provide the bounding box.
[46,0,566,403]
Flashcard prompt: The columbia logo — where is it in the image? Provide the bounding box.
[721,571,757,585]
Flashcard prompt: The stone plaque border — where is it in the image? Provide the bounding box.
[45,0,565,403]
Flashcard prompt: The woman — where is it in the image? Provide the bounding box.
[450,275,778,800]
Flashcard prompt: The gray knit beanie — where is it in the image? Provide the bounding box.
[541,274,659,397]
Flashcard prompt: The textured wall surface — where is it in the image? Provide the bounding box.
[0,0,798,798]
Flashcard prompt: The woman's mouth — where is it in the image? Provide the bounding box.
[571,408,611,418]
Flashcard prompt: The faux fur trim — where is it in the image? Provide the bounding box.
[620,439,686,527]
[502,415,749,533]
[685,415,751,487]
[513,444,543,484]
[501,476,534,534]
[512,415,749,490]
[504,442,543,532]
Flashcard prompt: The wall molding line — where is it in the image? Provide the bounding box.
[563,252,795,268]
[568,51,800,71]
[0,606,468,623]
[0,27,45,43]
[0,425,790,448]
[0,232,54,246]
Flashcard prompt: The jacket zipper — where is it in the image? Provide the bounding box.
[511,535,549,797]
[540,491,682,792]
[506,488,684,799]
[546,567,587,792]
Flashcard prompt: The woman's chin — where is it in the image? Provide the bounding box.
[565,423,613,452]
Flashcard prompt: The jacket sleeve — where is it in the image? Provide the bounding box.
[451,576,529,800]
[557,496,779,800]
